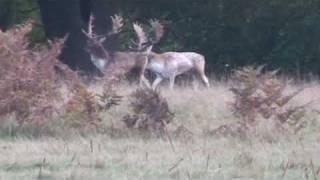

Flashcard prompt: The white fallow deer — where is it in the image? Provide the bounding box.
[82,15,151,87]
[133,20,210,90]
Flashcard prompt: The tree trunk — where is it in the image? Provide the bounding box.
[91,0,118,51]
[37,0,98,74]
[0,0,13,31]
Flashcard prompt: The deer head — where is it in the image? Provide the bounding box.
[130,19,164,54]
[82,14,124,71]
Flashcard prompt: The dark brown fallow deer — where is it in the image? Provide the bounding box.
[82,15,151,87]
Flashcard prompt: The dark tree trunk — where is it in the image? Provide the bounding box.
[91,0,118,51]
[0,0,13,31]
[37,0,98,74]
[80,0,92,24]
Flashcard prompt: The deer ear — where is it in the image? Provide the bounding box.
[98,37,106,43]
[140,41,153,53]
[145,45,153,54]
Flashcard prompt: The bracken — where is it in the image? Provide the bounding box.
[229,65,308,132]
[0,22,70,125]
[123,88,174,135]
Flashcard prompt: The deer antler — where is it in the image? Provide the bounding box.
[131,20,164,51]
[132,23,148,50]
[82,14,124,43]
[88,14,94,37]
[150,19,164,43]
[82,14,96,38]
[109,14,124,35]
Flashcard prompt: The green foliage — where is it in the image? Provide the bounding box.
[0,0,39,30]
[27,24,46,45]
[0,0,46,44]
[106,0,320,77]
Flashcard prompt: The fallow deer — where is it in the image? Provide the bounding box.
[134,20,210,90]
[82,15,151,87]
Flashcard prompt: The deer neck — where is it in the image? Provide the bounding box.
[91,55,107,72]
[146,52,169,76]
[89,45,111,72]
[148,52,166,64]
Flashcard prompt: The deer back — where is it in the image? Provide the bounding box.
[103,51,148,78]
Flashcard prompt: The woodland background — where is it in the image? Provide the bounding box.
[1,0,320,79]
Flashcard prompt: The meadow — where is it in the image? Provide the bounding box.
[1,21,320,180]
[0,81,320,180]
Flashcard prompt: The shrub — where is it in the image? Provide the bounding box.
[64,84,122,129]
[123,88,174,135]
[211,66,310,139]
[229,65,308,132]
[0,22,123,132]
[0,22,70,125]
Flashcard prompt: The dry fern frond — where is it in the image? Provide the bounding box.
[229,65,308,133]
[0,22,120,129]
[64,84,122,129]
[65,85,101,127]
[123,88,174,135]
[0,22,70,125]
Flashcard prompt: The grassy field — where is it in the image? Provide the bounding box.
[1,81,320,180]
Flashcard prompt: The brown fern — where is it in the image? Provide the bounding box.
[229,65,307,132]
[0,22,71,125]
[123,88,174,135]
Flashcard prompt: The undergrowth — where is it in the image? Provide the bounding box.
[0,22,67,125]
[123,88,174,136]
[212,66,311,139]
[0,22,122,133]
[63,84,122,129]
[0,23,316,140]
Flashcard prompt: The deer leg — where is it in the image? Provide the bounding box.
[140,75,151,88]
[169,75,176,90]
[195,66,210,88]
[152,75,163,90]
[194,57,210,88]
[139,70,151,88]
[200,73,210,88]
[191,74,198,89]
[139,58,151,88]
[139,73,144,86]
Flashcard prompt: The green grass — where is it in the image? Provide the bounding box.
[0,82,320,180]
[0,134,319,180]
